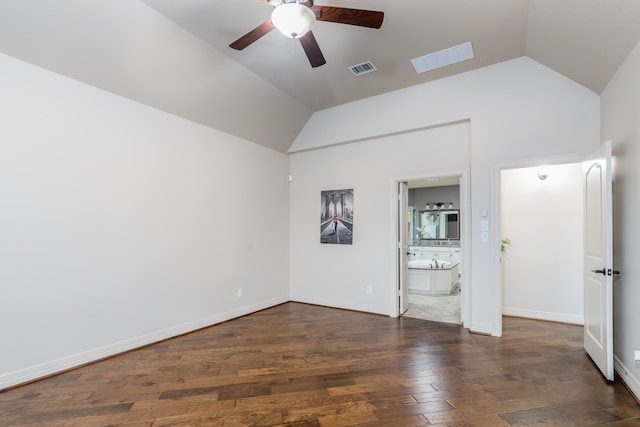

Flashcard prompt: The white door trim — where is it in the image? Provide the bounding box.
[390,169,470,327]
[492,151,594,337]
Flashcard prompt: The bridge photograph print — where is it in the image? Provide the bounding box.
[320,189,353,245]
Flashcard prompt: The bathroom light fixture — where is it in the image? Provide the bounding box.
[271,3,316,39]
[425,202,456,210]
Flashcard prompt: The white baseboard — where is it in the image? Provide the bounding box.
[0,296,288,391]
[503,307,583,325]
[614,355,640,402]
[290,295,389,316]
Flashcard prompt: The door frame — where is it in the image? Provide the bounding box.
[398,182,410,315]
[391,169,471,326]
[492,152,593,337]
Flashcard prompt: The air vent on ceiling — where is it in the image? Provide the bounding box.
[349,61,377,76]
[411,42,474,74]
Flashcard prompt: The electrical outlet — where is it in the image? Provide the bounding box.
[237,288,243,298]
[634,350,640,362]
[366,286,373,295]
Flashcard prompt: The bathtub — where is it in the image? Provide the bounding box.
[408,259,453,269]
[408,261,460,295]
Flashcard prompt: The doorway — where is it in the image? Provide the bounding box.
[497,143,615,381]
[399,176,464,324]
[499,163,584,325]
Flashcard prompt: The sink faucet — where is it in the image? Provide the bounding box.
[432,258,439,268]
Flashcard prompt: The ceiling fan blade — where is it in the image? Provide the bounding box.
[313,6,384,29]
[229,19,274,50]
[299,31,326,68]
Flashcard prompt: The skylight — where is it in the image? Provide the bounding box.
[411,42,474,74]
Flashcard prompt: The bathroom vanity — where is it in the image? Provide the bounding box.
[408,243,461,263]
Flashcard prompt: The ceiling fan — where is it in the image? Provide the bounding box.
[229,0,384,68]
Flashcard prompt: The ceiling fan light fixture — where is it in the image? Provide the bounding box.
[271,3,316,39]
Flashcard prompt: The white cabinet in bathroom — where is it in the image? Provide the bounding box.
[423,248,450,261]
[449,247,461,264]
[449,247,462,279]
[408,247,434,260]
[408,245,461,264]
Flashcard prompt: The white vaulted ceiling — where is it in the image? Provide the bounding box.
[1,1,639,152]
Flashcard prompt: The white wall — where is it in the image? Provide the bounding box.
[501,164,583,324]
[290,57,600,335]
[290,123,470,315]
[0,1,311,152]
[0,53,290,389]
[411,185,461,210]
[601,40,640,399]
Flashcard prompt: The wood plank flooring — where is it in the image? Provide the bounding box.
[1,302,639,426]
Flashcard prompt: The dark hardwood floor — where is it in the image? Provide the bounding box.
[1,302,639,426]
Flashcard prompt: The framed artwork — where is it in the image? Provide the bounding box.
[320,189,353,245]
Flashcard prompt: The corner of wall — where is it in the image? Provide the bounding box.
[614,356,640,402]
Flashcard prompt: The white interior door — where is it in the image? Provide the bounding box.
[399,182,410,315]
[583,141,614,381]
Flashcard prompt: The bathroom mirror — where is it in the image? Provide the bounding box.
[418,210,460,239]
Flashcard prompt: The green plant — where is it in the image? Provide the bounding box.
[501,238,511,254]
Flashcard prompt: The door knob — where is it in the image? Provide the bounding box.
[592,269,606,275]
